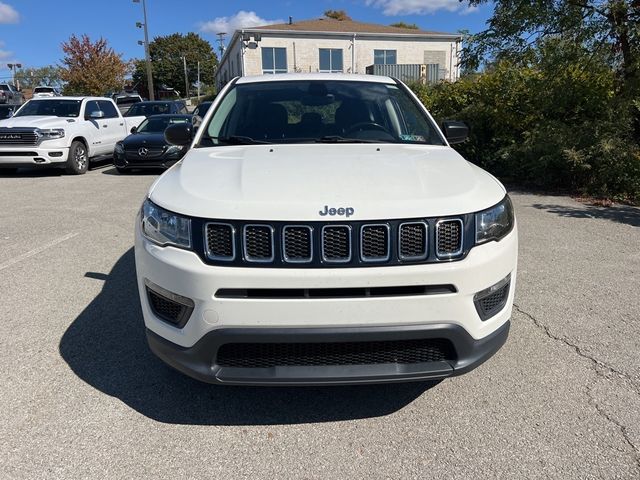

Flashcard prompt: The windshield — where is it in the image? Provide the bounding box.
[200,80,445,146]
[126,102,171,117]
[137,116,190,133]
[14,99,81,118]
[34,87,55,93]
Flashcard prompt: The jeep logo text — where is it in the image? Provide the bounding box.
[319,205,354,217]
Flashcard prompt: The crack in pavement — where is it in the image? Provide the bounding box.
[513,303,640,471]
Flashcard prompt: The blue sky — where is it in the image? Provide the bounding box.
[0,0,492,81]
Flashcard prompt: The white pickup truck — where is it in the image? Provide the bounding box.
[0,96,145,174]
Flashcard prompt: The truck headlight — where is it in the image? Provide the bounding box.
[37,128,65,140]
[475,195,514,244]
[141,199,191,249]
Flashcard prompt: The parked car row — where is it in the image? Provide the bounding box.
[0,83,24,105]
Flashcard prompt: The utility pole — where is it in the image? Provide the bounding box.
[197,61,200,102]
[182,56,189,101]
[7,63,21,88]
[134,0,155,100]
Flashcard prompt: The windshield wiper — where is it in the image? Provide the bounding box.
[315,135,383,144]
[211,135,271,145]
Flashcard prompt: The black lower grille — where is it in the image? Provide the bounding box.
[146,285,194,328]
[436,219,463,257]
[216,338,456,368]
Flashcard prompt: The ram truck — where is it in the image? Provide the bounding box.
[136,74,518,385]
[0,97,145,174]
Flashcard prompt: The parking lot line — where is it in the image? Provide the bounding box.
[0,231,79,271]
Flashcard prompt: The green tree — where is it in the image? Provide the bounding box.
[15,65,64,90]
[390,22,419,29]
[60,35,128,95]
[463,0,640,139]
[132,33,217,98]
[324,10,352,21]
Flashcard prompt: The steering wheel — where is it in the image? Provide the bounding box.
[345,122,390,135]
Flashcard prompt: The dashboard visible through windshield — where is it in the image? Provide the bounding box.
[200,80,446,146]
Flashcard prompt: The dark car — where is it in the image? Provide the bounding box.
[113,114,195,173]
[192,101,212,120]
[123,100,188,118]
[0,104,17,119]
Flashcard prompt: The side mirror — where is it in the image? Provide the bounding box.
[130,126,137,134]
[165,122,193,146]
[89,110,105,119]
[441,120,469,144]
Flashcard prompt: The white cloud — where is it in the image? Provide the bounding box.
[365,0,476,15]
[0,49,12,60]
[199,10,284,35]
[0,2,19,24]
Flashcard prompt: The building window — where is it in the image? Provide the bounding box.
[374,50,397,65]
[319,48,343,73]
[262,47,287,74]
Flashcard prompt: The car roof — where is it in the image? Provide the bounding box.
[144,114,193,119]
[236,73,395,85]
[134,100,182,104]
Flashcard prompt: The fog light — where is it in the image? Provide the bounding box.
[145,279,194,328]
[48,151,64,157]
[474,274,511,321]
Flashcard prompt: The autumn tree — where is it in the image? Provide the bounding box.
[60,35,128,95]
[390,22,419,29]
[132,33,217,98]
[324,10,352,21]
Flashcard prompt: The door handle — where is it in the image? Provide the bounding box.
[119,123,124,126]
[102,125,108,128]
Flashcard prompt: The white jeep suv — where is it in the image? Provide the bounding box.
[135,74,517,385]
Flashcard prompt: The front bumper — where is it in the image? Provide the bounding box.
[0,146,69,167]
[147,321,510,385]
[114,151,180,170]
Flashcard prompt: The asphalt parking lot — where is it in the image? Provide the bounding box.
[1,165,639,479]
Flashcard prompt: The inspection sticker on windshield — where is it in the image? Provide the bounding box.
[400,134,425,142]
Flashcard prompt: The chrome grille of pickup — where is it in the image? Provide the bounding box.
[198,216,467,267]
[0,128,39,146]
[436,219,463,257]
[399,222,428,260]
[361,224,389,261]
[205,223,235,260]
[243,225,274,262]
[322,225,351,262]
[283,226,312,263]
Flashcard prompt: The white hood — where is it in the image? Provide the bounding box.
[149,144,506,221]
[0,115,74,129]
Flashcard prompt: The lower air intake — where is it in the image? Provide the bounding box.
[216,338,456,368]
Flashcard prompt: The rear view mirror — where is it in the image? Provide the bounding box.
[165,122,193,146]
[441,120,469,144]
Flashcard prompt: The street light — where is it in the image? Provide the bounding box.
[133,0,155,100]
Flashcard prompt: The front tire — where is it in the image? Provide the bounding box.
[65,141,89,175]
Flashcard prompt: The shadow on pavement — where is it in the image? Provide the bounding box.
[0,167,64,177]
[101,167,164,176]
[532,203,640,228]
[60,249,436,425]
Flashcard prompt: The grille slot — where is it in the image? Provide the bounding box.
[360,224,390,261]
[216,338,456,368]
[283,225,313,263]
[205,223,235,261]
[436,219,463,258]
[216,284,456,299]
[243,225,274,262]
[322,225,351,262]
[399,222,428,260]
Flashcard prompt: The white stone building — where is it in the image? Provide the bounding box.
[214,17,462,90]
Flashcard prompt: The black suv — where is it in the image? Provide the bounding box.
[124,100,188,118]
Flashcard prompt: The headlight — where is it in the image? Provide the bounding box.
[165,145,185,156]
[114,142,125,154]
[141,199,191,249]
[475,195,514,244]
[37,128,65,140]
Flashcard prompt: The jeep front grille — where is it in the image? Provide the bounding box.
[196,216,467,267]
